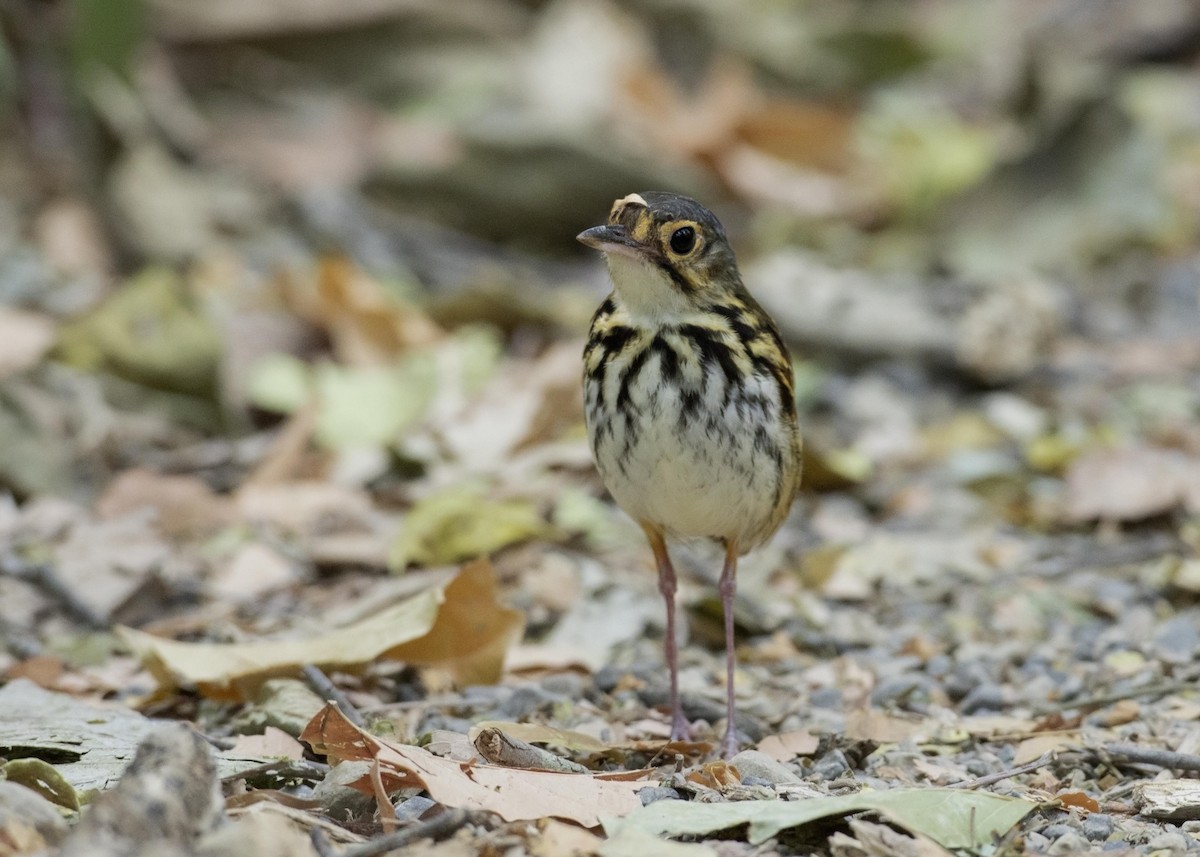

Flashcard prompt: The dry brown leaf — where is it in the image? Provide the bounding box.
[440,343,583,472]
[1057,791,1101,813]
[959,715,1038,737]
[230,727,305,761]
[1097,699,1141,727]
[469,721,609,754]
[529,819,603,857]
[34,197,113,278]
[118,558,522,699]
[687,761,740,789]
[235,480,376,536]
[197,803,323,857]
[1065,446,1200,521]
[97,469,234,540]
[54,512,173,624]
[300,704,645,827]
[1013,734,1077,765]
[3,655,64,690]
[844,709,929,744]
[0,308,56,378]
[208,542,297,603]
[285,257,443,366]
[757,729,820,762]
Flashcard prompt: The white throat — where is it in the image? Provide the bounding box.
[605,253,694,324]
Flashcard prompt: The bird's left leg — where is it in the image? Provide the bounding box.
[719,538,740,759]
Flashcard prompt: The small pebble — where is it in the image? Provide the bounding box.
[394,795,436,822]
[539,673,584,698]
[461,685,510,702]
[964,758,992,777]
[870,675,926,707]
[592,665,624,694]
[1153,615,1200,665]
[944,662,996,701]
[812,749,849,780]
[1146,831,1188,855]
[730,750,802,785]
[637,786,681,806]
[809,687,842,709]
[1047,830,1091,854]
[959,684,1005,714]
[313,761,375,821]
[500,686,549,719]
[1042,823,1075,840]
[1024,832,1050,852]
[1083,814,1115,841]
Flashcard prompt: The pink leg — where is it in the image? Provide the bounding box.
[719,539,740,759]
[643,524,690,741]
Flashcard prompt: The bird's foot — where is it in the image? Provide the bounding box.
[720,724,739,760]
[669,710,692,742]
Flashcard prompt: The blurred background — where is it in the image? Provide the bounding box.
[5,5,1200,839]
[1,0,1199,518]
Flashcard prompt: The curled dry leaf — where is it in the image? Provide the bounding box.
[300,704,646,827]
[472,726,589,774]
[468,721,609,754]
[118,558,523,699]
[97,468,234,540]
[1065,445,1200,522]
[0,308,56,378]
[286,257,444,366]
[757,730,819,762]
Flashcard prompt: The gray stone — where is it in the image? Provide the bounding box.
[730,750,802,785]
[1083,813,1115,841]
[1147,831,1189,855]
[637,786,681,806]
[313,761,374,821]
[1046,830,1091,854]
[0,781,68,845]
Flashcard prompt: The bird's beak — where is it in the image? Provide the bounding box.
[576,224,648,259]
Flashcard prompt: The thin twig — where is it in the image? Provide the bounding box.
[302,664,366,727]
[947,752,1055,790]
[0,552,108,630]
[1024,533,1183,579]
[1032,680,1196,716]
[1104,743,1200,773]
[339,808,471,857]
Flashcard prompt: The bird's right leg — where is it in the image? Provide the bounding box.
[642,523,690,741]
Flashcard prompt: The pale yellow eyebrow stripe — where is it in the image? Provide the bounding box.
[617,193,647,207]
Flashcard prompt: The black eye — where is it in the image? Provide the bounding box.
[669,226,696,255]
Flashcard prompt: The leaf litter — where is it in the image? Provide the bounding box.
[4,1,1200,855]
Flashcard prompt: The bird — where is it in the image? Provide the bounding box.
[578,191,802,758]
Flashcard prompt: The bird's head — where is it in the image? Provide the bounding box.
[577,191,741,319]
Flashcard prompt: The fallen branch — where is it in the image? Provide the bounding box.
[0,552,107,630]
[947,752,1055,790]
[302,665,366,728]
[1104,744,1200,773]
[331,808,472,857]
[1033,679,1197,716]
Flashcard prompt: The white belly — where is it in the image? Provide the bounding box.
[585,339,789,547]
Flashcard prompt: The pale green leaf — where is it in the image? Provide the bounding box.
[604,789,1036,851]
